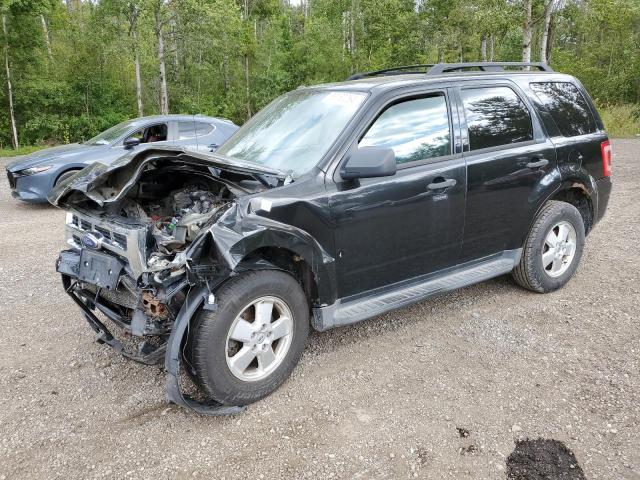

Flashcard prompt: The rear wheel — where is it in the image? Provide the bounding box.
[190,270,309,406]
[513,200,585,293]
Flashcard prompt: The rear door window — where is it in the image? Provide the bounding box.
[178,121,197,140]
[529,82,597,137]
[461,86,533,151]
[359,94,451,165]
[195,122,215,136]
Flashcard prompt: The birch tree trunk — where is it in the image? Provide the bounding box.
[489,33,494,61]
[540,0,556,63]
[522,0,533,63]
[2,15,18,149]
[133,28,144,117]
[155,4,169,115]
[481,35,487,62]
[243,0,251,119]
[40,15,53,61]
[128,5,144,117]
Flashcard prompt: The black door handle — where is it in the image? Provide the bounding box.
[427,178,457,190]
[526,159,549,169]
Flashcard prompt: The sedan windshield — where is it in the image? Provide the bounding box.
[217,90,367,176]
[85,119,138,146]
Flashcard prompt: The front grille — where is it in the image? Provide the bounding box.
[95,226,111,238]
[65,211,149,277]
[6,170,16,189]
[71,217,128,252]
[112,233,127,249]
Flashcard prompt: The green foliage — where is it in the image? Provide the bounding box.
[599,104,640,138]
[0,0,638,147]
[0,144,46,156]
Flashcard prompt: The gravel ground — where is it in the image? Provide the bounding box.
[0,140,638,480]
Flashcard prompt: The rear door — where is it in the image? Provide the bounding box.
[528,81,608,181]
[329,88,467,298]
[176,120,219,151]
[456,83,559,262]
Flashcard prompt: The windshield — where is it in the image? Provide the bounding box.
[84,119,138,146]
[217,89,367,176]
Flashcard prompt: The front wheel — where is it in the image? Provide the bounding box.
[513,200,586,293]
[190,270,309,406]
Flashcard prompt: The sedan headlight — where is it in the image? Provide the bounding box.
[21,165,52,175]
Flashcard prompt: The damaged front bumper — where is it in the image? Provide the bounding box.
[57,250,245,416]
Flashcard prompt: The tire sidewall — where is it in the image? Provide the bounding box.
[193,270,309,406]
[529,203,585,291]
[55,170,80,187]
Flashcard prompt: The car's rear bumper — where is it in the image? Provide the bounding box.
[595,176,612,223]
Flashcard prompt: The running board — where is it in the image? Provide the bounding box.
[312,249,521,331]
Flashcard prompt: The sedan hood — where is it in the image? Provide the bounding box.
[6,143,106,172]
[48,145,287,208]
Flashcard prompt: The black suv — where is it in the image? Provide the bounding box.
[51,62,612,414]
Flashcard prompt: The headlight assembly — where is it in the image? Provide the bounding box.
[21,165,52,175]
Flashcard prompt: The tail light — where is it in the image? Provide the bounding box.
[600,140,612,177]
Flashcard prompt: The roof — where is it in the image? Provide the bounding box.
[302,63,576,94]
[131,114,236,126]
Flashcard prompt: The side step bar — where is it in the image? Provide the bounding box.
[312,249,521,331]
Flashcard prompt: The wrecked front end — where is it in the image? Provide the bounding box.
[51,147,287,415]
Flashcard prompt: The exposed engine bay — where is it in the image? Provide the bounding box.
[119,169,234,265]
[51,148,296,414]
[57,160,254,360]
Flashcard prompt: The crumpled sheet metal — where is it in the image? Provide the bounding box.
[209,201,337,305]
[47,146,285,208]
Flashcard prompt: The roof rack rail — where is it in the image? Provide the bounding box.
[348,64,435,80]
[346,62,553,81]
[426,62,553,74]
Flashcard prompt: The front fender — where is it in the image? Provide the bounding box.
[164,285,246,416]
[209,203,338,305]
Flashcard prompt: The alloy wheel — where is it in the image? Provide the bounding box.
[541,221,577,278]
[225,296,294,382]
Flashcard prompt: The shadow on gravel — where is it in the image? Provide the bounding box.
[507,438,586,480]
[13,202,53,211]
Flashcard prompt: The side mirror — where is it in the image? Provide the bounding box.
[341,147,397,180]
[123,137,140,149]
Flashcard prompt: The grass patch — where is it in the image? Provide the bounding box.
[0,144,49,157]
[598,104,640,138]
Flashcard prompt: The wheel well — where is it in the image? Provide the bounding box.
[55,168,81,186]
[239,247,319,309]
[551,187,594,234]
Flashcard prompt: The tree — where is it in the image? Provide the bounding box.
[2,13,17,148]
[153,0,169,115]
[522,0,533,63]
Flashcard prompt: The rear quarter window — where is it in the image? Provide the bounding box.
[529,82,597,137]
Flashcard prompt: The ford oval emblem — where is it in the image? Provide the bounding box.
[81,232,103,250]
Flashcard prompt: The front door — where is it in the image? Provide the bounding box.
[329,91,466,299]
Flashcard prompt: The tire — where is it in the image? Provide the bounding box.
[190,270,309,406]
[513,200,585,293]
[55,169,80,186]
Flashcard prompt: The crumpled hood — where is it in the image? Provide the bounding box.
[6,143,103,172]
[48,145,286,208]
